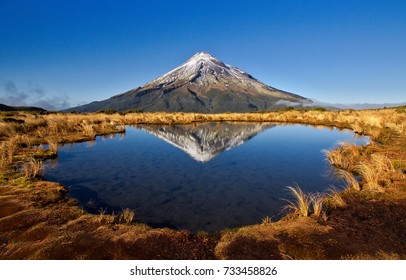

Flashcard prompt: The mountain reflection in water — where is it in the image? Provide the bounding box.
[45,122,369,232]
[138,122,273,162]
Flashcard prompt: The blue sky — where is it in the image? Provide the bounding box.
[1,0,405,109]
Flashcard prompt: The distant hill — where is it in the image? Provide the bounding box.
[333,102,406,110]
[308,100,406,110]
[0,103,46,112]
[66,52,312,113]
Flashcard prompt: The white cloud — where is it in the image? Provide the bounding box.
[0,81,70,110]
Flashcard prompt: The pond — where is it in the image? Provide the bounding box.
[45,122,369,232]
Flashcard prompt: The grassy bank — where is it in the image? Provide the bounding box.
[0,108,405,259]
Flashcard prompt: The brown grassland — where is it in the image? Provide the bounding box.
[0,107,405,259]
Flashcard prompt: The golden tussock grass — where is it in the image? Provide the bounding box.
[284,186,326,218]
[1,107,405,146]
[120,208,135,224]
[97,208,116,224]
[81,124,96,138]
[46,138,59,153]
[355,153,404,192]
[356,162,383,191]
[0,136,24,166]
[284,185,311,217]
[22,157,44,178]
[326,187,347,209]
[0,141,13,167]
[323,142,361,170]
[261,216,273,225]
[371,154,396,175]
[336,169,360,191]
[309,193,325,217]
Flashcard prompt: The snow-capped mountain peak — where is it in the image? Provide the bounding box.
[188,51,220,63]
[67,51,312,113]
[147,51,230,87]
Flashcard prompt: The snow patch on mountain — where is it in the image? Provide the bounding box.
[146,52,265,90]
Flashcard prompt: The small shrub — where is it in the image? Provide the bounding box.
[96,109,117,115]
[313,107,327,111]
[395,107,405,113]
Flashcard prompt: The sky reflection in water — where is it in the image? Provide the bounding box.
[45,122,369,232]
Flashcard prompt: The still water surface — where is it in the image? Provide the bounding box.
[45,122,369,232]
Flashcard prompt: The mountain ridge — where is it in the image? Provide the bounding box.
[0,103,47,112]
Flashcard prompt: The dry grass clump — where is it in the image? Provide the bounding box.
[97,208,116,224]
[371,154,395,174]
[309,193,325,217]
[46,138,59,153]
[355,154,402,192]
[6,137,19,163]
[356,162,382,191]
[323,142,360,170]
[119,208,135,224]
[0,122,14,138]
[0,136,28,167]
[284,185,311,217]
[261,216,273,225]
[22,157,44,178]
[326,150,402,193]
[284,185,327,218]
[336,169,360,191]
[0,141,14,167]
[81,124,96,138]
[325,187,347,209]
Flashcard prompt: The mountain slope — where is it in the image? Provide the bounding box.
[68,52,312,113]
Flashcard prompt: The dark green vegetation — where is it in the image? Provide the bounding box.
[0,103,46,112]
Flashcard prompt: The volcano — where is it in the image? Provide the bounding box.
[67,52,312,113]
